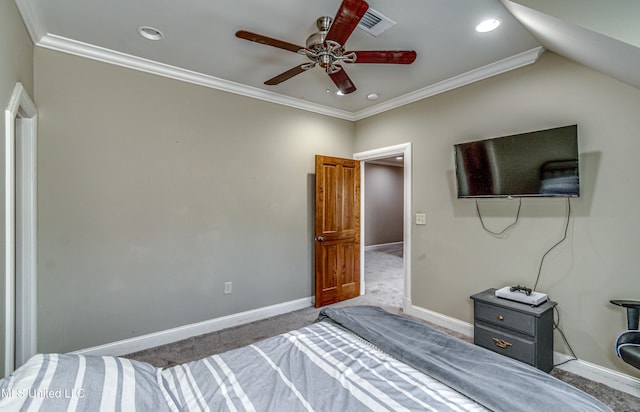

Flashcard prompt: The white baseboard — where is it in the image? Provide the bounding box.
[406,303,640,398]
[553,352,640,398]
[72,297,313,357]
[364,241,403,251]
[404,304,474,336]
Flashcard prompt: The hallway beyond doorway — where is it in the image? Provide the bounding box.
[364,243,404,310]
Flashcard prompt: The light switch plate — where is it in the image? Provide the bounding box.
[415,213,426,225]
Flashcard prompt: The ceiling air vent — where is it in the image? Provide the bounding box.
[358,8,396,37]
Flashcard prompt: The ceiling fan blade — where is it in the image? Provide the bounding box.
[236,30,304,53]
[265,64,308,85]
[328,65,357,94]
[325,0,369,46]
[350,50,417,64]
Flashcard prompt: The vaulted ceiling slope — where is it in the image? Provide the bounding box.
[503,0,640,90]
[15,0,639,121]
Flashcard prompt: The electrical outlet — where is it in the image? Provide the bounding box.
[224,282,232,295]
[415,213,426,225]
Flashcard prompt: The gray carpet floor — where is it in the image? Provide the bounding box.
[127,243,640,411]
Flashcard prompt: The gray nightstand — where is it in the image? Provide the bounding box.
[470,288,557,372]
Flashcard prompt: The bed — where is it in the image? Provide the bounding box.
[0,306,611,411]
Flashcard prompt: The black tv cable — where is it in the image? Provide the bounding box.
[533,197,571,291]
[532,197,578,367]
[475,198,522,237]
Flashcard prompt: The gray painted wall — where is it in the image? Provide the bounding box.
[0,0,34,376]
[34,48,354,353]
[364,163,403,246]
[354,51,640,375]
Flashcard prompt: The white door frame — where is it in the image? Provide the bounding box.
[354,143,412,312]
[4,82,38,375]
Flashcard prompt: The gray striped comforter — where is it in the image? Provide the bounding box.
[0,354,171,411]
[0,305,612,411]
[0,322,486,411]
[160,321,487,411]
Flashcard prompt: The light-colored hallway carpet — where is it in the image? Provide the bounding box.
[127,243,639,411]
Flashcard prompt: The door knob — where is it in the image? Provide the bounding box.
[316,236,325,242]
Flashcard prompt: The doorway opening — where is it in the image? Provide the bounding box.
[354,143,412,312]
[4,83,38,376]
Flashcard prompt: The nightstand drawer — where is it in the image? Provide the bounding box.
[474,323,535,365]
[474,301,535,335]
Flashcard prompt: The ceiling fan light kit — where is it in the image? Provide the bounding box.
[235,0,416,95]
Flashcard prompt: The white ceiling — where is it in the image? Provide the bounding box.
[14,0,640,120]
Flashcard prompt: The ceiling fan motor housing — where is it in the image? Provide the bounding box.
[305,17,352,69]
[306,31,327,51]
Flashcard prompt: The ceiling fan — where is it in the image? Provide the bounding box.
[235,0,416,95]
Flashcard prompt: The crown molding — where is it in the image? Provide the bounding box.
[353,46,545,120]
[36,34,357,121]
[33,30,542,122]
[15,0,46,43]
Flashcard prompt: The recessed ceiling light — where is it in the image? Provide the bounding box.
[138,26,164,41]
[475,18,501,33]
[336,90,345,96]
[367,92,380,101]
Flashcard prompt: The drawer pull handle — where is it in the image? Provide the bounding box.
[492,338,512,349]
[498,315,504,321]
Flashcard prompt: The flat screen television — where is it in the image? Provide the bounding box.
[454,125,579,198]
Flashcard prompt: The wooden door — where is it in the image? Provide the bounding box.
[315,155,360,307]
